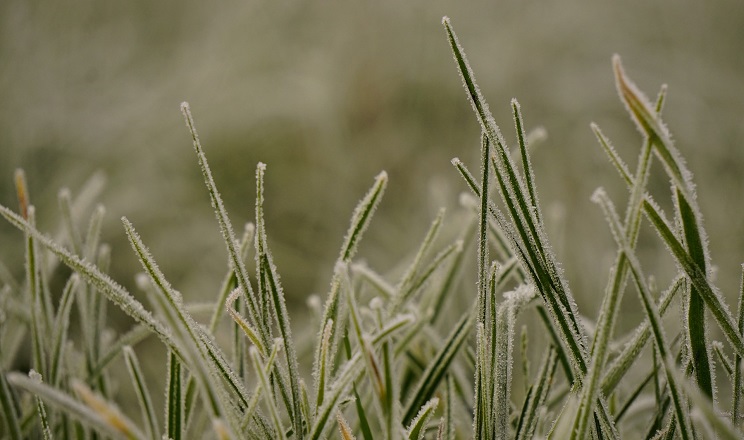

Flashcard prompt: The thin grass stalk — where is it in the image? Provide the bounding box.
[313,171,387,411]
[474,129,490,440]
[593,189,693,440]
[181,102,269,346]
[515,347,558,440]
[734,264,744,426]
[49,274,79,387]
[122,346,160,440]
[393,208,445,312]
[58,188,83,257]
[600,276,684,396]
[28,372,52,440]
[250,346,288,440]
[123,218,244,435]
[403,308,474,425]
[166,350,183,440]
[254,163,304,438]
[642,198,744,357]
[0,370,22,440]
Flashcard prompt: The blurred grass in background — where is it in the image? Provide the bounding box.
[2,0,743,327]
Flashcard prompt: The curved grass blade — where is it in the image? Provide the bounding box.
[407,397,439,440]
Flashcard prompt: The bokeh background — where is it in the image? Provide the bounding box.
[2,1,744,330]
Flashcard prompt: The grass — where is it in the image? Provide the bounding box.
[1,16,743,439]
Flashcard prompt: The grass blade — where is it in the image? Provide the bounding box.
[406,397,439,440]
[9,372,145,440]
[403,308,474,425]
[122,346,160,440]
[734,264,744,426]
[642,198,744,357]
[0,370,22,440]
[166,350,183,440]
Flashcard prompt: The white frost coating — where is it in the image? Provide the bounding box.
[29,369,42,382]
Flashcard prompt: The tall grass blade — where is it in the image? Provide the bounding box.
[181,102,267,344]
[254,163,304,438]
[250,345,288,440]
[592,188,693,440]
[642,198,744,357]
[314,172,387,412]
[123,218,243,435]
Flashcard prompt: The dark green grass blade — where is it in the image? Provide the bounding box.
[515,344,558,440]
[166,350,183,440]
[402,308,474,425]
[642,198,744,357]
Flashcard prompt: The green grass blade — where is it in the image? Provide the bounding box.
[49,274,79,386]
[678,369,741,440]
[515,347,558,440]
[181,102,266,344]
[403,308,474,425]
[250,345,288,440]
[58,188,83,257]
[210,222,254,333]
[406,397,439,440]
[123,218,244,435]
[122,346,160,440]
[166,350,183,440]
[314,172,387,412]
[642,198,744,357]
[600,276,683,396]
[0,370,23,440]
[339,171,388,263]
[28,372,52,440]
[254,163,303,438]
[593,189,693,440]
[675,189,713,398]
[394,208,445,310]
[733,264,744,426]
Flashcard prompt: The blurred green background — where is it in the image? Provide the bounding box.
[2,0,743,323]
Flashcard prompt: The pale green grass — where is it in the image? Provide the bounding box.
[1,16,743,440]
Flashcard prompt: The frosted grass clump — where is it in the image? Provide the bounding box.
[0,16,743,440]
